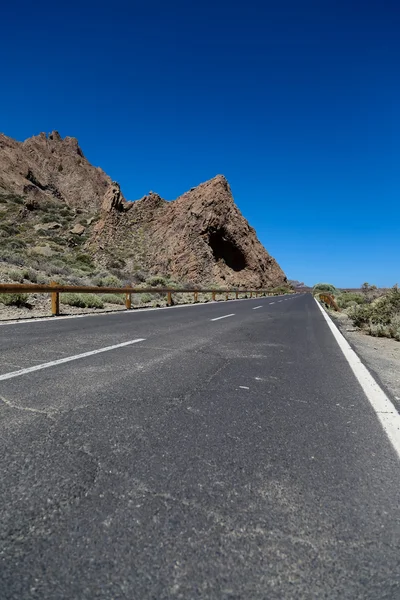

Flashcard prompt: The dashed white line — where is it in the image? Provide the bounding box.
[252,306,262,310]
[0,339,146,382]
[211,314,235,321]
[315,299,400,460]
[269,302,275,305]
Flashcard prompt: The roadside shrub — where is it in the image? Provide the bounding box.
[107,258,126,270]
[61,293,105,309]
[7,269,24,283]
[36,274,49,284]
[388,314,400,341]
[347,304,373,327]
[140,293,153,303]
[132,270,147,284]
[337,293,366,309]
[0,250,26,266]
[83,294,105,309]
[100,294,125,305]
[93,274,122,288]
[24,269,38,283]
[348,285,400,340]
[313,282,340,296]
[0,293,29,307]
[147,275,168,287]
[45,263,72,277]
[61,293,86,308]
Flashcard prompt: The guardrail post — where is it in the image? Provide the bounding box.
[250,291,253,298]
[125,291,132,310]
[235,291,238,299]
[225,292,228,301]
[167,291,172,306]
[194,291,198,303]
[212,291,216,301]
[50,281,60,316]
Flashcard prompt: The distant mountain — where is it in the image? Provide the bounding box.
[288,280,307,288]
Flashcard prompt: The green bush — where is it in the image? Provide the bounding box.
[61,293,104,309]
[140,293,153,303]
[0,293,29,307]
[7,269,24,283]
[0,223,18,236]
[313,282,340,296]
[147,275,168,287]
[0,194,24,205]
[100,294,125,305]
[348,285,400,339]
[84,294,105,309]
[61,293,86,308]
[337,293,366,309]
[93,274,122,288]
[347,304,373,327]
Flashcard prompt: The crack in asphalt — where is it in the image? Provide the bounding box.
[0,394,58,420]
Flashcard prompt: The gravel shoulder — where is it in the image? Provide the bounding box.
[331,310,400,412]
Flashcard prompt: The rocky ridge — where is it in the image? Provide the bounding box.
[0,131,287,288]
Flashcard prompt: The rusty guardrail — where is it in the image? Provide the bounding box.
[0,282,291,317]
[318,293,340,311]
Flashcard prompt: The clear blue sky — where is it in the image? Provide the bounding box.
[1,1,399,287]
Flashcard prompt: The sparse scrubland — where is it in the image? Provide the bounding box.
[314,282,400,341]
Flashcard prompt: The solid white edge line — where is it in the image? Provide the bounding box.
[315,298,400,460]
[211,314,235,321]
[252,306,262,310]
[0,339,146,382]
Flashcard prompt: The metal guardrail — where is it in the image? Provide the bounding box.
[0,282,289,316]
[318,293,340,311]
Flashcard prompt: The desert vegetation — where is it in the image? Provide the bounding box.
[314,282,400,341]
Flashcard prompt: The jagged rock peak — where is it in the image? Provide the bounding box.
[0,131,112,209]
[102,182,129,212]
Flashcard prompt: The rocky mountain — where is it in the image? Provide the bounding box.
[0,131,113,211]
[0,131,287,288]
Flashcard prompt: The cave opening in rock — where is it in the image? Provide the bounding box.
[208,228,247,271]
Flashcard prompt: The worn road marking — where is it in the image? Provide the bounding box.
[0,339,146,382]
[315,299,400,460]
[269,302,275,305]
[211,314,235,322]
[252,306,262,310]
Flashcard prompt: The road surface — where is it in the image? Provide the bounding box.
[0,294,399,599]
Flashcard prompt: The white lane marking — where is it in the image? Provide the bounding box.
[0,296,283,327]
[0,339,145,382]
[211,314,235,321]
[315,299,400,460]
[239,386,250,390]
[278,300,282,303]
[253,306,262,310]
[269,302,275,305]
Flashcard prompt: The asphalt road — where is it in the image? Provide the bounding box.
[0,294,399,599]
